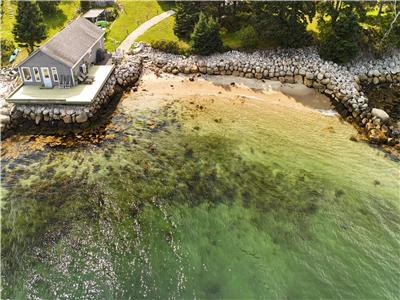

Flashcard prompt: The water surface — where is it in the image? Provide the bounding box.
[1,90,399,299]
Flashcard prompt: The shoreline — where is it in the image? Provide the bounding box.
[1,46,399,159]
[124,70,334,113]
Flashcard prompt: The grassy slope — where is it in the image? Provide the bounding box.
[136,15,190,50]
[136,15,263,51]
[105,0,174,51]
[0,1,79,66]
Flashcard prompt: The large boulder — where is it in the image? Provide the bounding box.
[0,114,10,125]
[63,115,72,124]
[371,108,390,122]
[76,112,88,123]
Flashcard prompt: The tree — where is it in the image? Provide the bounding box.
[191,13,222,56]
[251,1,316,48]
[80,0,93,13]
[174,1,201,40]
[318,7,362,63]
[1,39,15,64]
[12,1,46,53]
[37,0,60,15]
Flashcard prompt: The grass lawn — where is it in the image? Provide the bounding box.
[136,15,190,51]
[1,0,79,66]
[104,0,175,51]
[221,31,243,49]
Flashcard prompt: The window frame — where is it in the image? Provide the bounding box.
[32,67,41,82]
[51,67,59,82]
[21,67,32,82]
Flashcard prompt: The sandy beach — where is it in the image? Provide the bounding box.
[122,70,334,114]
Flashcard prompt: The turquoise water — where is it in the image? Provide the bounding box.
[1,93,399,299]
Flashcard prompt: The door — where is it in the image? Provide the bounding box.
[41,67,52,88]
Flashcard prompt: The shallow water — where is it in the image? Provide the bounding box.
[1,92,399,299]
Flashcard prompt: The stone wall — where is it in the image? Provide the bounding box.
[0,55,142,138]
[141,46,400,146]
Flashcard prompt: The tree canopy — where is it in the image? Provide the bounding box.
[251,1,316,48]
[174,1,201,40]
[37,0,60,15]
[191,12,223,55]
[318,6,362,63]
[12,1,46,53]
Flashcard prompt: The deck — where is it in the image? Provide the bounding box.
[7,65,115,105]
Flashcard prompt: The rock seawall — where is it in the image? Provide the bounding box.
[141,46,400,146]
[0,56,142,138]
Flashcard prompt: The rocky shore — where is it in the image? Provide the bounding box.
[0,56,142,138]
[1,45,399,150]
[140,45,400,147]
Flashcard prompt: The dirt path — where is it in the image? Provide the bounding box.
[117,10,175,53]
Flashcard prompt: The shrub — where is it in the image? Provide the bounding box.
[236,25,258,49]
[1,39,15,64]
[150,40,188,55]
[105,7,119,22]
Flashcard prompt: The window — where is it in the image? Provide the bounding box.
[51,67,59,82]
[42,67,50,79]
[33,67,40,82]
[21,67,32,81]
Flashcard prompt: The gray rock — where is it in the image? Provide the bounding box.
[0,115,10,125]
[75,112,88,123]
[35,114,42,125]
[305,72,315,80]
[63,115,72,124]
[371,108,390,122]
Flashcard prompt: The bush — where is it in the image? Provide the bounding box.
[1,39,15,64]
[105,7,119,22]
[150,40,188,55]
[236,25,258,49]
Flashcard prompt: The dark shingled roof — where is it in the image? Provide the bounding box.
[40,17,104,68]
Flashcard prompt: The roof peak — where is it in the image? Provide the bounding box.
[39,17,104,67]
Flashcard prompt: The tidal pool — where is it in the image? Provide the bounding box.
[1,79,399,299]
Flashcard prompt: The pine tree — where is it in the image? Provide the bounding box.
[12,1,46,53]
[80,0,92,13]
[191,13,222,56]
[174,1,200,40]
[38,1,60,15]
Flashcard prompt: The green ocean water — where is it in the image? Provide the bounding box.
[1,94,399,299]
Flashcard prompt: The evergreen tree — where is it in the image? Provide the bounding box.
[174,1,201,40]
[319,7,362,64]
[80,0,92,13]
[12,1,46,53]
[37,0,60,15]
[252,1,315,48]
[191,13,222,56]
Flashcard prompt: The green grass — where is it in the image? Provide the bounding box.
[136,15,190,50]
[0,0,79,66]
[105,0,174,51]
[221,31,243,49]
